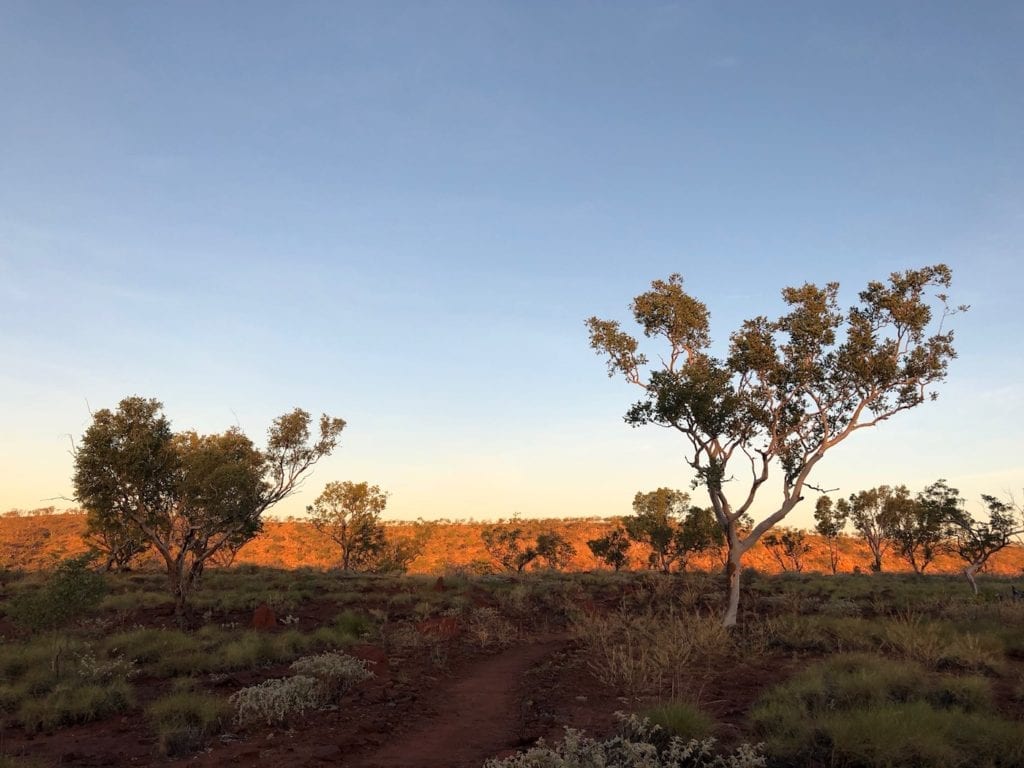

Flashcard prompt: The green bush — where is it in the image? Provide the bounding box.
[147,690,231,756]
[6,555,106,632]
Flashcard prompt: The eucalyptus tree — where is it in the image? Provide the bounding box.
[587,266,962,625]
[813,495,848,574]
[481,523,538,573]
[947,493,1024,594]
[535,530,577,570]
[587,527,631,571]
[840,487,894,573]
[74,397,345,616]
[624,488,691,573]
[308,481,390,572]
[762,528,812,573]
[883,480,958,574]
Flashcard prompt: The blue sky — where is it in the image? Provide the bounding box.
[2,1,1022,524]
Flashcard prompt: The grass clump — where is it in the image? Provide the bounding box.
[642,700,716,742]
[573,609,731,696]
[147,690,231,756]
[17,679,133,732]
[750,653,1022,767]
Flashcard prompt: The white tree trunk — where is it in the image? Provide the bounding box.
[964,563,981,596]
[723,545,743,627]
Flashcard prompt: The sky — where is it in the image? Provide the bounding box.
[1,1,1022,526]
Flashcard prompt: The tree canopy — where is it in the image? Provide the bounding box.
[587,266,963,624]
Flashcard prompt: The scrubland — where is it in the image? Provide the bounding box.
[0,561,1022,767]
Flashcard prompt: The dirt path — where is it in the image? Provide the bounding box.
[348,635,567,768]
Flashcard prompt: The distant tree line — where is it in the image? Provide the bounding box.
[472,479,1023,595]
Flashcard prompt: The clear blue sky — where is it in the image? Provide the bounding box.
[2,1,1021,524]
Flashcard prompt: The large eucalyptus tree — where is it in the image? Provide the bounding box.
[74,397,345,616]
[587,266,963,625]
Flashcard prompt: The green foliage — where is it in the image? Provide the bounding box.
[307,481,389,571]
[587,527,632,571]
[946,492,1024,592]
[6,554,107,633]
[72,396,345,613]
[841,487,896,572]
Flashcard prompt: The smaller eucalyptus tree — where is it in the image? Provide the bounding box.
[587,527,632,571]
[761,528,812,573]
[841,487,895,573]
[883,480,957,574]
[813,495,848,574]
[307,481,390,572]
[947,493,1024,594]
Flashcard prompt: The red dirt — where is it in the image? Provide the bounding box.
[349,636,568,768]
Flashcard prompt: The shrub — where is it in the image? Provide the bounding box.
[230,675,323,727]
[147,691,232,756]
[5,555,107,633]
[289,651,372,702]
[467,607,516,650]
[485,714,765,768]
